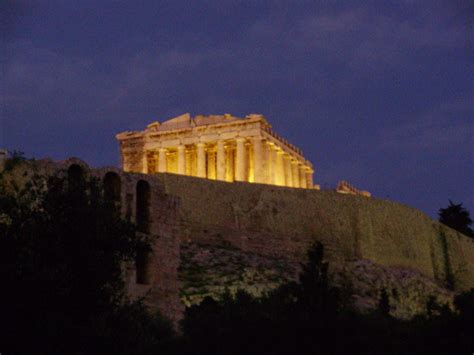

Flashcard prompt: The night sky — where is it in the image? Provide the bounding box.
[2,1,473,217]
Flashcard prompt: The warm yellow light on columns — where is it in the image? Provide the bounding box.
[117,114,317,189]
[267,143,277,185]
[177,145,186,175]
[207,148,216,180]
[306,168,314,188]
[253,137,264,183]
[158,148,167,172]
[216,140,226,181]
[299,165,307,188]
[283,154,292,187]
[142,151,148,174]
[235,138,246,182]
[225,144,234,182]
[275,149,285,186]
[265,143,272,184]
[196,142,206,178]
[291,161,299,188]
[247,142,254,183]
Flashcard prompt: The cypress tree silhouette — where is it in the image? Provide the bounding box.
[439,200,473,237]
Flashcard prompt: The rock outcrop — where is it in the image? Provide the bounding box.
[2,158,473,323]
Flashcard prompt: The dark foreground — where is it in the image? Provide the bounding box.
[0,164,472,354]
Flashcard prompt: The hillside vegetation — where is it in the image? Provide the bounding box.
[0,158,473,354]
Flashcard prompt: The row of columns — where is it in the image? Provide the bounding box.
[145,137,314,188]
[260,141,313,188]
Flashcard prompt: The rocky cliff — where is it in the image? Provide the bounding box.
[2,159,473,320]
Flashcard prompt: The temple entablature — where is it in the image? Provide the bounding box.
[116,113,315,188]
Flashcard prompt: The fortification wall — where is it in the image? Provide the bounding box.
[154,173,474,291]
[0,159,185,324]
[3,159,474,322]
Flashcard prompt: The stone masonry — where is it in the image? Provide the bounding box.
[5,158,474,324]
[116,113,316,188]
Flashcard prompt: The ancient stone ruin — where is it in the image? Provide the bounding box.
[4,156,474,326]
[117,113,315,188]
[336,180,371,197]
[2,114,472,326]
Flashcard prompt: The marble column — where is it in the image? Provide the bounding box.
[207,149,216,180]
[142,151,148,174]
[253,137,264,184]
[265,143,273,184]
[196,142,206,178]
[291,161,300,188]
[306,169,314,188]
[267,143,277,185]
[158,148,167,173]
[225,145,234,182]
[284,154,292,187]
[299,165,307,188]
[235,138,246,182]
[275,149,285,186]
[177,145,186,175]
[216,140,226,181]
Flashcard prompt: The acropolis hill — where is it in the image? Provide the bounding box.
[1,114,472,325]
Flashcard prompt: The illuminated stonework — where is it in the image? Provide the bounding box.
[336,180,371,197]
[116,113,316,188]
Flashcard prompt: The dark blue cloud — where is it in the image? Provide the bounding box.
[2,0,473,217]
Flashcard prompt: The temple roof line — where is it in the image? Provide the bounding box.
[116,112,316,188]
[116,113,305,158]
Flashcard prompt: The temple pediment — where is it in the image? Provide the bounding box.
[159,113,192,131]
[193,114,239,127]
[148,113,244,133]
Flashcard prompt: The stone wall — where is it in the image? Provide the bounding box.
[155,173,474,289]
[3,158,474,322]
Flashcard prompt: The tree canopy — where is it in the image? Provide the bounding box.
[439,200,473,238]
[0,170,174,354]
[1,165,473,354]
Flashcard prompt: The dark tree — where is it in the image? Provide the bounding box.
[439,200,473,237]
[453,288,474,320]
[2,150,26,172]
[0,170,174,354]
[378,288,391,317]
[180,242,347,354]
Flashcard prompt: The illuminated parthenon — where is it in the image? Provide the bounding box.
[116,113,316,188]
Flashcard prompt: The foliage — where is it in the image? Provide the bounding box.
[453,288,474,320]
[439,230,456,289]
[180,243,474,354]
[378,288,391,316]
[0,171,174,354]
[439,200,474,238]
[3,150,27,172]
[1,166,474,354]
[180,242,351,354]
